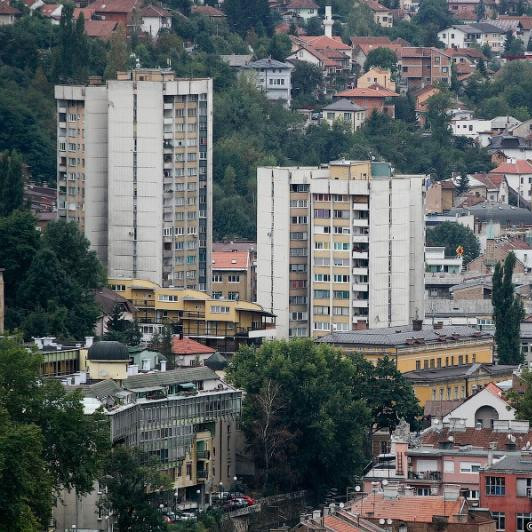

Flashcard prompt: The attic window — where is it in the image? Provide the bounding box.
[231,259,237,264]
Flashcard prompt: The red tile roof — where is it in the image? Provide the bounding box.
[84,19,118,39]
[212,251,249,270]
[323,515,360,532]
[445,47,485,59]
[92,0,139,15]
[491,160,532,174]
[336,84,399,98]
[171,337,216,356]
[0,1,20,15]
[397,46,450,59]
[74,7,95,19]
[351,36,392,47]
[286,0,319,8]
[40,3,60,17]
[191,5,225,16]
[474,172,504,189]
[350,494,465,523]
[295,35,352,51]
[421,427,532,450]
[365,0,390,11]
[141,4,170,17]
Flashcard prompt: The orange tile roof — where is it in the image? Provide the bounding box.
[350,495,465,523]
[295,35,352,51]
[365,0,391,11]
[73,7,95,19]
[92,0,139,14]
[0,1,20,14]
[323,515,360,532]
[357,42,402,55]
[171,337,216,356]
[85,19,118,39]
[286,0,319,8]
[141,4,171,17]
[212,251,249,270]
[40,3,59,16]
[351,36,392,47]
[491,160,532,174]
[191,5,225,16]
[336,84,399,98]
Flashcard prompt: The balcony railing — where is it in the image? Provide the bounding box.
[196,450,209,459]
[408,471,441,481]
[197,469,209,480]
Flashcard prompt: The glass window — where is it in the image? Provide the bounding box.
[492,512,505,531]
[486,476,505,496]
[517,513,532,532]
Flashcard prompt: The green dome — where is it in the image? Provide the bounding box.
[205,352,228,371]
[88,341,129,361]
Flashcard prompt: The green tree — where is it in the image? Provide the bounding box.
[228,339,371,491]
[104,304,137,343]
[425,90,452,144]
[426,221,480,264]
[505,30,525,55]
[456,173,470,194]
[0,150,24,217]
[492,252,525,365]
[476,0,486,20]
[104,26,128,80]
[223,0,273,36]
[160,324,174,365]
[305,16,322,35]
[508,369,532,421]
[291,61,323,106]
[99,447,169,532]
[268,33,292,61]
[364,47,398,72]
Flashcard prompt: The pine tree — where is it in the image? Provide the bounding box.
[492,252,525,364]
[456,173,470,195]
[0,150,24,217]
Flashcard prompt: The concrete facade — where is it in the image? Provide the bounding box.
[256,161,425,338]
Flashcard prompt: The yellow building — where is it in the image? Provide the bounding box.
[357,67,396,91]
[108,278,276,352]
[316,323,494,373]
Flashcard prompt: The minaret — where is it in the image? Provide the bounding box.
[324,5,333,38]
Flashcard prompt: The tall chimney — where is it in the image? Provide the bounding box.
[324,6,333,38]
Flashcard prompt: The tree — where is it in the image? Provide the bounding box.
[476,0,486,20]
[104,26,128,80]
[425,90,452,144]
[228,339,371,492]
[223,0,273,36]
[99,447,169,532]
[504,30,525,56]
[268,33,292,61]
[104,304,140,344]
[508,369,532,422]
[456,173,470,195]
[160,324,173,365]
[364,47,398,73]
[426,221,480,264]
[291,60,323,106]
[0,150,24,216]
[305,16,322,35]
[492,252,525,365]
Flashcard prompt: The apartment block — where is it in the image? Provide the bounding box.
[55,68,213,291]
[396,47,452,92]
[256,160,425,338]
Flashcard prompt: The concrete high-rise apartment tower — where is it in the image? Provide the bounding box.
[256,160,425,338]
[55,69,213,290]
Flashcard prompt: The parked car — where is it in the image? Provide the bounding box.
[229,492,256,506]
[176,511,197,521]
[223,498,248,511]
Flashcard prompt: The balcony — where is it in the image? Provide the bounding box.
[352,251,368,260]
[352,283,368,292]
[132,299,155,308]
[164,103,173,110]
[163,118,173,125]
[352,234,369,243]
[408,471,442,481]
[197,469,209,480]
[352,299,369,308]
[196,450,209,459]
[353,202,369,211]
[352,218,369,227]
[352,267,368,276]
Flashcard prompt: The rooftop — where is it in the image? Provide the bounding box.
[191,4,225,16]
[294,35,352,51]
[484,453,532,472]
[92,0,139,14]
[491,160,532,175]
[447,204,532,226]
[403,363,516,383]
[212,250,250,270]
[336,84,399,98]
[124,366,218,390]
[245,57,294,70]
[286,0,319,8]
[87,341,129,361]
[141,4,171,17]
[171,336,216,356]
[0,1,21,14]
[323,98,366,112]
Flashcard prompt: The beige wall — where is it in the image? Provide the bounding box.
[211,268,250,301]
[85,360,128,381]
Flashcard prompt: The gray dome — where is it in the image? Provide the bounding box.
[88,341,129,361]
[448,205,532,226]
[205,352,228,371]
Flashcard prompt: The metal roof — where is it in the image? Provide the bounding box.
[322,98,366,112]
[485,453,532,472]
[403,363,517,383]
[82,379,121,398]
[123,367,218,390]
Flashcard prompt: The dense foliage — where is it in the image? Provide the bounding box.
[426,222,481,265]
[0,338,110,529]
[492,252,525,365]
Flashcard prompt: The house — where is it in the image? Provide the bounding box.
[488,136,532,161]
[479,452,532,532]
[490,160,532,204]
[321,99,367,131]
[84,19,119,40]
[426,179,457,213]
[450,277,493,301]
[425,246,463,274]
[447,0,481,22]
[445,47,487,66]
[414,85,440,124]
[140,4,171,38]
[284,0,319,21]
[243,57,294,107]
[437,23,506,53]
[365,0,394,27]
[190,4,226,20]
[472,173,509,203]
[219,54,253,70]
[129,347,167,372]
[171,336,216,367]
[0,1,20,25]
[291,35,353,67]
[496,15,532,46]
[508,118,532,140]
[287,44,351,80]
[335,84,399,117]
[39,3,62,23]
[357,66,396,91]
[350,36,403,70]
[93,286,136,337]
[492,116,521,134]
[91,0,140,32]
[396,47,452,92]
[316,323,494,373]
[467,238,531,274]
[211,249,255,302]
[450,118,493,146]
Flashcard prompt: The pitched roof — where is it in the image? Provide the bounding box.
[404,364,516,384]
[39,3,60,17]
[421,427,532,450]
[323,515,360,532]
[124,366,218,390]
[365,0,391,11]
[445,47,485,59]
[485,453,532,472]
[94,286,136,314]
[491,160,532,174]
[171,336,216,356]
[424,399,464,417]
[286,0,319,8]
[351,36,392,47]
[295,35,352,51]
[397,46,450,59]
[84,19,118,39]
[141,4,170,17]
[245,57,294,69]
[191,4,225,16]
[336,84,399,98]
[73,7,95,19]
[0,1,20,15]
[350,494,465,523]
[474,172,505,190]
[323,98,366,112]
[92,0,138,14]
[213,241,256,253]
[212,250,249,270]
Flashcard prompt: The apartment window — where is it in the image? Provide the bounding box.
[464,489,479,501]
[290,327,307,337]
[291,280,307,288]
[291,216,308,224]
[416,487,431,496]
[517,514,532,532]
[486,476,505,496]
[289,295,307,304]
[333,210,349,219]
[228,275,240,283]
[211,305,230,313]
[291,184,309,192]
[333,290,349,299]
[228,292,239,301]
[158,294,178,302]
[333,306,349,316]
[333,274,349,283]
[314,273,331,282]
[314,321,331,331]
[314,241,330,250]
[59,142,66,152]
[492,513,505,532]
[290,248,307,256]
[416,360,421,370]
[212,274,223,283]
[460,462,481,473]
[314,290,330,299]
[516,478,532,497]
[290,263,307,272]
[314,194,330,201]
[334,258,350,267]
[458,355,464,365]
[290,199,308,207]
[110,284,126,291]
[333,242,350,251]
[437,358,442,368]
[314,209,331,218]
[314,306,330,315]
[314,257,330,267]
[424,360,429,369]
[291,311,307,320]
[290,232,308,240]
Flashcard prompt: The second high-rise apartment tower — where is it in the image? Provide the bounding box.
[55,69,213,290]
[257,160,426,338]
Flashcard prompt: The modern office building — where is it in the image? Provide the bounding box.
[256,160,426,338]
[55,68,213,291]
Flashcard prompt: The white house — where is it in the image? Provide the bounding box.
[450,118,492,146]
[438,23,506,53]
[141,5,171,38]
[442,382,516,428]
[284,0,319,21]
[243,57,294,107]
[425,246,463,274]
[491,159,532,205]
[0,1,20,25]
[321,99,366,131]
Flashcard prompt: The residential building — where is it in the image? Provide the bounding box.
[426,247,463,274]
[521,322,532,364]
[321,99,367,131]
[296,510,385,532]
[447,0,481,22]
[335,85,399,116]
[38,2,61,23]
[317,323,493,372]
[84,19,119,40]
[91,0,141,32]
[488,136,532,162]
[211,249,254,302]
[93,286,136,337]
[366,0,394,27]
[508,118,532,140]
[450,277,493,301]
[107,277,276,351]
[284,0,320,21]
[468,238,532,274]
[0,1,20,25]
[450,118,493,146]
[425,180,456,213]
[414,85,440,125]
[171,336,216,367]
[190,4,226,20]
[479,452,532,532]
[490,160,532,206]
[357,66,396,91]
[140,4,171,38]
[397,47,452,92]
[469,173,509,203]
[291,34,353,65]
[403,363,517,405]
[350,36,403,71]
[128,347,167,372]
[256,160,425,338]
[445,47,487,67]
[437,23,506,53]
[55,69,213,290]
[243,58,294,107]
[54,366,242,530]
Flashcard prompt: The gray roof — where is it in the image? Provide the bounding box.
[449,277,492,292]
[205,352,228,371]
[316,325,492,348]
[488,135,532,151]
[485,453,532,472]
[404,363,517,383]
[452,22,504,33]
[447,204,532,226]
[123,366,218,390]
[82,379,121,398]
[88,341,129,361]
[220,54,253,68]
[245,58,294,70]
[322,98,366,112]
